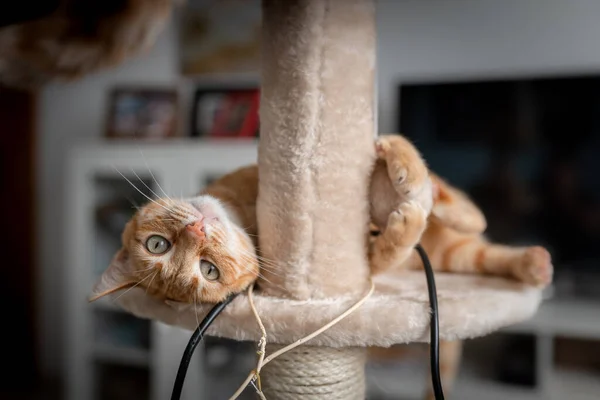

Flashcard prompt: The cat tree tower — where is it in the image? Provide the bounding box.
[0,0,545,399]
[116,0,544,398]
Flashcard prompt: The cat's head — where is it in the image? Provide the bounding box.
[90,195,259,304]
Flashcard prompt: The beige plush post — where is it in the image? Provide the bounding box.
[257,0,375,300]
[256,0,375,397]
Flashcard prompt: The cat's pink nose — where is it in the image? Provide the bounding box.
[185,221,205,240]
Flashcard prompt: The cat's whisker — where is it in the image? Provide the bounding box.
[248,249,284,266]
[238,257,285,276]
[258,267,285,279]
[124,194,141,211]
[124,164,195,221]
[155,201,197,221]
[131,265,156,274]
[239,264,282,289]
[259,269,284,279]
[237,250,280,267]
[252,262,285,276]
[193,291,200,327]
[237,250,286,273]
[145,271,159,295]
[112,271,156,302]
[255,271,282,285]
[234,249,283,270]
[242,224,257,232]
[254,256,286,269]
[236,260,261,276]
[255,252,283,263]
[162,213,192,221]
[131,169,168,207]
[236,258,286,288]
[172,204,197,220]
[160,200,192,220]
[138,147,173,202]
[159,217,189,224]
[254,273,287,292]
[112,167,177,215]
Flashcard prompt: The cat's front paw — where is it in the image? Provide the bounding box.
[375,135,433,212]
[384,201,428,247]
[513,246,553,287]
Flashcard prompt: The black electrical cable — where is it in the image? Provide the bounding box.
[170,246,444,400]
[415,243,445,400]
[170,293,237,400]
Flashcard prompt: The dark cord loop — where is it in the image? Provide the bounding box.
[170,294,237,400]
[416,243,445,400]
[171,245,444,400]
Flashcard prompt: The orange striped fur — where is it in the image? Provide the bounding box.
[368,135,432,274]
[370,171,553,286]
[368,169,553,400]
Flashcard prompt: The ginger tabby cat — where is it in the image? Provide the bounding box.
[90,134,435,304]
[91,134,552,400]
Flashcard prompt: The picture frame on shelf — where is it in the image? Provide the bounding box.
[191,87,260,139]
[105,87,179,139]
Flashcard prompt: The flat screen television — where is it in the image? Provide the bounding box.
[398,75,600,298]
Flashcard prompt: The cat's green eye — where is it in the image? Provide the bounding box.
[200,260,220,281]
[145,235,171,254]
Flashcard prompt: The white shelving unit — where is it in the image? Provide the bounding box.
[64,139,259,400]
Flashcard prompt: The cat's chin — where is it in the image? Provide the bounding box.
[187,195,236,225]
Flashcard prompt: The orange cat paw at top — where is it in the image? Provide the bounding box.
[375,138,391,158]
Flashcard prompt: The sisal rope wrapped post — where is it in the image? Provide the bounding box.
[261,344,367,399]
[257,0,376,398]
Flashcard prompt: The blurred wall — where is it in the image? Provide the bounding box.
[377,0,600,133]
[36,0,600,380]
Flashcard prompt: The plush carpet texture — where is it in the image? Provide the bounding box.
[115,271,542,347]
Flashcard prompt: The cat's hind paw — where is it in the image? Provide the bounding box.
[513,246,553,287]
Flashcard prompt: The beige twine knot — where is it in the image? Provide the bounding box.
[229,280,375,400]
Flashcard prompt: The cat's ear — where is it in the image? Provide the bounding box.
[429,173,487,234]
[89,249,138,302]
